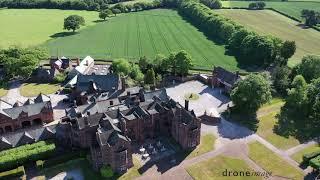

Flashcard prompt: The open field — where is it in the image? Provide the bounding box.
[0,9,98,48]
[291,144,320,164]
[248,142,304,179]
[214,9,320,66]
[186,156,261,180]
[186,134,216,159]
[45,9,240,70]
[19,83,61,97]
[222,1,320,21]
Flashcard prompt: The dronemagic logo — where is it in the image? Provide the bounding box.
[222,169,272,178]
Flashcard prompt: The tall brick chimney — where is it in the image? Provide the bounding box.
[185,99,189,111]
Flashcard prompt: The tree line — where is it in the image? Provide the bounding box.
[301,9,320,27]
[175,0,296,67]
[111,50,193,86]
[0,0,150,11]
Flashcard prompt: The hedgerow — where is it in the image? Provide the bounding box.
[0,141,56,171]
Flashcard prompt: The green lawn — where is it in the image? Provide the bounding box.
[256,99,300,150]
[186,134,216,159]
[186,156,262,180]
[117,157,141,180]
[0,9,98,48]
[291,144,320,164]
[222,1,320,21]
[248,142,305,180]
[214,9,320,66]
[45,9,240,70]
[0,85,8,97]
[19,83,61,97]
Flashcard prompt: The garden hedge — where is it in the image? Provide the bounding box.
[0,141,56,171]
[0,166,25,179]
[303,150,320,163]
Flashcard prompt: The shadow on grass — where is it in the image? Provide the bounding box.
[93,19,106,23]
[50,32,78,38]
[223,110,259,132]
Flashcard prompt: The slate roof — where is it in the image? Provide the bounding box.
[2,102,49,119]
[0,125,56,150]
[97,118,129,146]
[76,74,120,93]
[34,93,51,103]
[213,66,240,86]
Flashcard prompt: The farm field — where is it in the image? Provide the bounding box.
[221,1,320,21]
[214,9,320,66]
[0,9,98,48]
[45,9,240,70]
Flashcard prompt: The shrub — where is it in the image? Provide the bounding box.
[0,166,25,179]
[310,155,320,170]
[100,165,114,178]
[0,141,56,171]
[303,150,320,163]
[36,160,44,170]
[53,72,67,83]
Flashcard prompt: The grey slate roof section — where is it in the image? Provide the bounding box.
[213,66,240,86]
[2,102,49,119]
[143,88,169,102]
[34,94,51,103]
[0,125,57,150]
[76,74,120,93]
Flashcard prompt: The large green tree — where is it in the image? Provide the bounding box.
[0,47,48,79]
[99,9,113,20]
[145,68,156,85]
[293,55,320,83]
[174,50,193,76]
[231,73,272,114]
[111,58,131,76]
[63,15,85,32]
[271,66,291,95]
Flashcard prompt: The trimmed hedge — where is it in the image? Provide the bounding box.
[310,155,320,170]
[36,150,86,170]
[0,166,25,179]
[0,141,56,171]
[303,150,320,163]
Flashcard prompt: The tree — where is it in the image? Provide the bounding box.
[130,64,144,82]
[133,3,142,11]
[100,165,113,178]
[99,9,113,20]
[280,40,296,60]
[293,55,320,82]
[138,56,150,73]
[286,75,307,108]
[112,8,121,16]
[200,0,222,9]
[248,2,265,10]
[111,59,131,76]
[145,68,155,85]
[174,50,193,76]
[1,47,48,79]
[301,9,320,27]
[271,66,291,95]
[231,73,272,114]
[63,15,85,32]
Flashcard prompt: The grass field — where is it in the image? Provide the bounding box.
[248,142,304,179]
[0,9,98,48]
[291,144,320,164]
[214,9,320,66]
[19,83,61,97]
[186,156,261,180]
[222,1,320,21]
[256,99,300,150]
[45,9,240,70]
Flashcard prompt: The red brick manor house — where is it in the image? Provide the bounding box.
[57,88,201,173]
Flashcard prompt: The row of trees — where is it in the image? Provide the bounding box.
[199,0,222,9]
[0,0,132,11]
[177,0,296,67]
[111,50,193,85]
[0,0,163,11]
[301,9,320,27]
[0,47,49,79]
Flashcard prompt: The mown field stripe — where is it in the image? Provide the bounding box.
[135,15,142,57]
[168,16,210,64]
[151,14,171,53]
[143,14,158,54]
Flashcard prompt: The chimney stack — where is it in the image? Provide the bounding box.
[73,100,77,108]
[185,99,189,111]
[121,77,126,91]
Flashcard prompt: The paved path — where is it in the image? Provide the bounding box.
[286,140,319,156]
